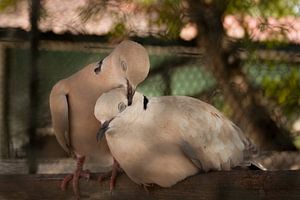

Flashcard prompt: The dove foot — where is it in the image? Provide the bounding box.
[142,183,154,194]
[98,158,122,192]
[60,156,90,199]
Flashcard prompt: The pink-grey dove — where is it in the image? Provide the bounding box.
[49,40,150,197]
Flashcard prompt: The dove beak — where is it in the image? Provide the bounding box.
[97,119,113,141]
[127,79,135,106]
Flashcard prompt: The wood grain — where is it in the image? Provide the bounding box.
[0,170,300,200]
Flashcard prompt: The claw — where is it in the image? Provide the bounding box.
[97,171,111,183]
[143,185,149,194]
[59,156,90,199]
[97,158,121,193]
[61,174,73,191]
[83,169,91,181]
[142,183,154,194]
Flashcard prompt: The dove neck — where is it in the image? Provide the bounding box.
[130,91,143,105]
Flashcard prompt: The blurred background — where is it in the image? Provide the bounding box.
[0,0,299,174]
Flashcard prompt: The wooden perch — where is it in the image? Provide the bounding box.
[0,170,300,200]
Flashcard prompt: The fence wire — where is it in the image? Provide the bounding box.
[0,44,299,171]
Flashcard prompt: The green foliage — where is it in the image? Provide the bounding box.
[258,0,300,17]
[247,61,300,116]
[226,0,300,45]
[77,0,300,39]
[135,0,184,39]
[78,0,108,23]
[262,67,300,115]
[294,136,300,149]
[211,94,233,117]
[136,0,160,6]
[152,0,183,39]
[0,0,18,11]
[77,0,185,39]
[108,22,127,39]
[226,0,300,17]
[226,0,255,14]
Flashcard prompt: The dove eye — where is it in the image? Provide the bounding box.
[120,60,127,71]
[118,102,127,112]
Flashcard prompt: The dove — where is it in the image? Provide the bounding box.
[49,40,150,197]
[94,87,261,187]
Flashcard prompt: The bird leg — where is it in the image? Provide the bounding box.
[142,183,155,194]
[60,155,90,198]
[97,158,122,192]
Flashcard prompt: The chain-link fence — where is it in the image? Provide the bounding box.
[0,42,299,172]
[5,45,300,150]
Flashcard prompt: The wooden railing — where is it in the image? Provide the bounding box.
[0,170,299,200]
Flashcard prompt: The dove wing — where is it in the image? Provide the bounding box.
[158,96,246,171]
[49,81,71,154]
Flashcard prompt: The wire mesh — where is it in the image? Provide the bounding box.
[0,43,299,171]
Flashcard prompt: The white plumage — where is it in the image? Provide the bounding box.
[95,87,258,187]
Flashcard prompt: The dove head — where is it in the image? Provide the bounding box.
[94,40,150,105]
[95,87,145,140]
[112,40,150,88]
[94,87,128,124]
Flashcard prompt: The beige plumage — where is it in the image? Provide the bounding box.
[95,87,259,187]
[49,40,150,196]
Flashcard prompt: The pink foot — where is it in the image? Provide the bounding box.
[60,156,90,199]
[142,183,154,194]
[98,158,122,193]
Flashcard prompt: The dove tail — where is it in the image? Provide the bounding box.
[231,123,267,171]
